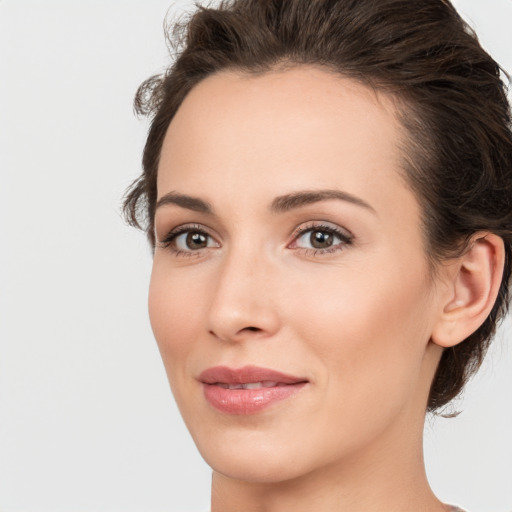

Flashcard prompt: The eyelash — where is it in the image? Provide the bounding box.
[158,222,353,258]
[158,224,215,258]
[290,222,353,257]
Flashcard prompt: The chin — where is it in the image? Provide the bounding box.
[205,448,310,484]
[186,412,359,487]
[189,421,318,484]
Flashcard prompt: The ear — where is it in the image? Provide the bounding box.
[431,233,505,348]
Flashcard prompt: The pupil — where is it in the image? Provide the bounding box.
[311,230,333,249]
[187,232,207,249]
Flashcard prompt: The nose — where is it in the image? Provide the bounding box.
[207,249,281,343]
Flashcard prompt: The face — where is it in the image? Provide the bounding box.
[149,66,446,484]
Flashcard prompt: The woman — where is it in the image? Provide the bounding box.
[123,0,512,510]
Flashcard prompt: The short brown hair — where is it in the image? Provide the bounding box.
[123,0,512,411]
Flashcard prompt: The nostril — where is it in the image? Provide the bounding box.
[209,326,261,340]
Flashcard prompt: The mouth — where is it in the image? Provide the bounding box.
[215,381,287,389]
[198,365,309,415]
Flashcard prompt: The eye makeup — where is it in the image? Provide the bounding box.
[157,219,354,259]
[158,223,219,257]
[287,221,354,257]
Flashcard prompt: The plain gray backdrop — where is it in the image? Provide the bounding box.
[1,1,511,511]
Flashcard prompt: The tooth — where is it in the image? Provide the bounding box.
[243,382,263,389]
[217,381,281,390]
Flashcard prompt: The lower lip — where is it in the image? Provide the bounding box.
[203,382,307,415]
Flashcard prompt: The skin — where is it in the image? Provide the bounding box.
[148,66,500,512]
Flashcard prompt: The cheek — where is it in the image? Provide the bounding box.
[148,258,206,377]
[288,258,433,415]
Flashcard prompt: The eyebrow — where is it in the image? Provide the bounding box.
[155,192,213,214]
[155,189,375,215]
[270,189,376,214]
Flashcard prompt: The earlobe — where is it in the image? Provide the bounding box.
[431,233,505,348]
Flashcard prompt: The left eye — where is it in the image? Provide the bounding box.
[293,227,350,250]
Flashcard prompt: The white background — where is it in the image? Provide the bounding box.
[0,1,511,511]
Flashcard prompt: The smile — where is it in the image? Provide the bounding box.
[199,366,308,415]
[216,381,282,389]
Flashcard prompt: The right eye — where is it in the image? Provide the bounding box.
[159,225,220,255]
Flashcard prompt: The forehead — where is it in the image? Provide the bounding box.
[157,66,413,219]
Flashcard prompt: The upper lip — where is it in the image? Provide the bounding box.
[199,365,308,385]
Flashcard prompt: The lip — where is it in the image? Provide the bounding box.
[199,365,308,415]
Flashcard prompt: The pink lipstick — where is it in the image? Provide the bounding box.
[199,365,308,415]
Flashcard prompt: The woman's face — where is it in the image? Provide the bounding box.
[150,67,448,483]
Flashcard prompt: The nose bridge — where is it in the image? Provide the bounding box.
[207,237,280,341]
